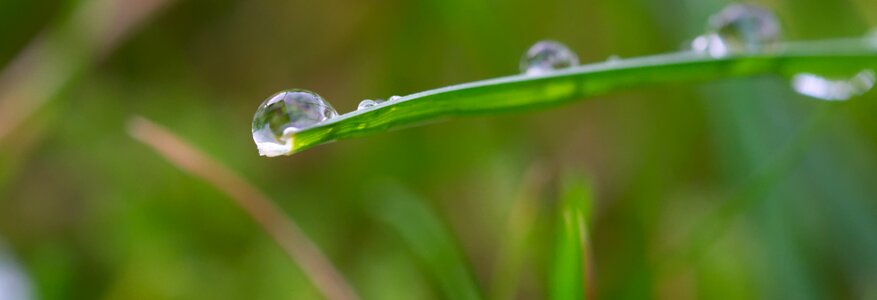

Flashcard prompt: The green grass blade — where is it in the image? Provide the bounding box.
[287,38,877,154]
[550,175,594,300]
[369,186,483,300]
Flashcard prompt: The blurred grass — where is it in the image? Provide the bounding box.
[549,174,593,300]
[0,0,876,299]
[128,117,358,300]
[369,185,482,300]
[488,164,547,300]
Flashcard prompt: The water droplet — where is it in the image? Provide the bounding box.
[251,89,338,157]
[606,55,621,64]
[520,40,580,75]
[388,95,402,102]
[357,99,380,110]
[690,34,725,56]
[694,4,780,57]
[791,70,876,101]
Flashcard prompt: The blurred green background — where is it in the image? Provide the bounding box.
[1,0,877,299]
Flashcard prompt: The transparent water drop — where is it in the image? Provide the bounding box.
[693,4,780,57]
[357,99,382,110]
[388,95,402,102]
[606,55,621,64]
[690,34,726,56]
[791,70,876,101]
[520,40,580,75]
[251,89,338,157]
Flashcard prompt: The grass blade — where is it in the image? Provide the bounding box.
[287,38,877,154]
[369,186,482,300]
[550,175,594,300]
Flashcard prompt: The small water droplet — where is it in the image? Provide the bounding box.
[606,55,621,64]
[252,89,338,157]
[520,40,580,75]
[690,34,725,56]
[791,70,876,101]
[388,95,402,102]
[357,99,379,110]
[693,4,780,57]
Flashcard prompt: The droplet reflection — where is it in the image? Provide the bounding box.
[792,70,876,101]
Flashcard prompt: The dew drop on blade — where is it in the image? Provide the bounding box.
[388,95,402,102]
[693,4,780,57]
[791,70,876,101]
[357,99,379,110]
[690,34,726,57]
[520,40,580,75]
[606,55,621,64]
[251,89,338,157]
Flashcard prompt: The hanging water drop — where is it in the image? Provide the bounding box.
[357,99,381,110]
[251,89,338,157]
[520,40,580,75]
[792,70,876,101]
[693,4,780,57]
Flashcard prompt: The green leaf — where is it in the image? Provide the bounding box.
[550,175,593,300]
[286,38,877,154]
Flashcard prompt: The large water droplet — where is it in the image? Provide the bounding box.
[693,4,780,57]
[792,70,876,101]
[520,40,580,75]
[252,89,338,157]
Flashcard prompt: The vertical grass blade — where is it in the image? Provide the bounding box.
[550,175,594,300]
[369,186,482,300]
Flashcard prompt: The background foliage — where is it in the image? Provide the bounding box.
[1,0,876,299]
